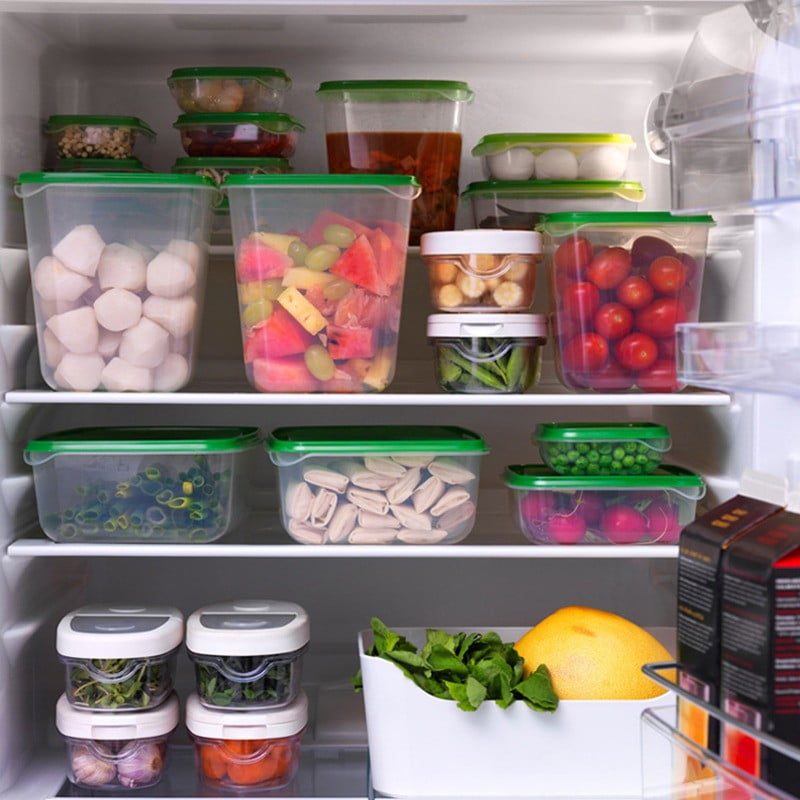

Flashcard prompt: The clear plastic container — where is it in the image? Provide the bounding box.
[174,112,303,158]
[224,174,420,394]
[316,79,474,245]
[504,464,705,545]
[462,180,645,230]
[427,313,547,394]
[44,115,155,162]
[57,693,179,790]
[266,426,488,545]
[186,600,309,710]
[471,133,636,181]
[168,67,291,113]
[419,229,541,312]
[534,422,672,476]
[15,172,217,392]
[186,691,306,791]
[56,158,149,172]
[538,212,715,393]
[24,426,260,543]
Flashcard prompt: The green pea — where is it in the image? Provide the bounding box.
[288,239,310,266]
[323,223,357,249]
[242,299,273,328]
[323,277,354,301]
[305,243,340,271]
[304,344,335,381]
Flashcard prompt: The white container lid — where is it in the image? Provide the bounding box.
[185,691,308,739]
[419,229,541,256]
[56,692,179,740]
[186,600,310,656]
[57,605,184,659]
[427,313,548,339]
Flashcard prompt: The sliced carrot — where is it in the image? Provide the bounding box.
[199,745,227,780]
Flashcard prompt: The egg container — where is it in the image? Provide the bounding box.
[168,67,292,113]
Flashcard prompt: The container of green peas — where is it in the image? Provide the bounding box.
[24,426,260,543]
[533,422,671,476]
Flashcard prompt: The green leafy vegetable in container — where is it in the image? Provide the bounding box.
[68,657,173,710]
[195,656,295,707]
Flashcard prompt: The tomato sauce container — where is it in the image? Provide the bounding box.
[168,67,291,113]
[44,115,155,164]
[316,79,474,245]
[186,691,307,791]
[538,212,714,392]
[186,600,309,710]
[504,464,705,545]
[224,174,420,394]
[427,313,547,393]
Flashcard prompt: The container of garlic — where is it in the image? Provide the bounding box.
[15,172,217,392]
[266,426,488,544]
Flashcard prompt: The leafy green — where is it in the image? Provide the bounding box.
[69,657,171,709]
[194,655,295,707]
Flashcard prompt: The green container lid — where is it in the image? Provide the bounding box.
[45,115,156,137]
[462,180,645,202]
[471,133,634,157]
[173,112,304,132]
[534,422,671,445]
[222,173,420,191]
[56,158,148,172]
[16,171,216,189]
[316,80,474,103]
[168,66,291,86]
[537,211,715,235]
[172,157,291,172]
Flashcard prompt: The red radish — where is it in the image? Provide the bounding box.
[546,512,586,545]
[644,500,682,543]
[519,491,557,529]
[577,491,605,525]
[600,505,647,544]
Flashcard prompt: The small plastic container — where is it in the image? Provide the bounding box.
[427,313,547,394]
[471,133,636,181]
[266,425,488,545]
[24,426,260,543]
[419,229,542,312]
[186,691,307,792]
[44,115,155,161]
[174,112,304,158]
[55,158,149,173]
[186,600,310,710]
[168,67,292,113]
[57,692,179,790]
[462,180,645,230]
[504,464,705,545]
[538,212,715,393]
[316,79,474,245]
[224,174,420,394]
[534,422,672,476]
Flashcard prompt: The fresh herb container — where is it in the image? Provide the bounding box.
[57,605,184,711]
[44,115,155,162]
[534,422,672,475]
[186,600,309,710]
[168,67,292,113]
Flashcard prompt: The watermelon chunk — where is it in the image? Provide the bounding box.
[333,287,385,329]
[368,227,404,288]
[374,219,409,252]
[243,307,316,361]
[305,211,372,247]
[237,238,293,283]
[330,235,389,296]
[252,356,318,392]
[327,324,377,360]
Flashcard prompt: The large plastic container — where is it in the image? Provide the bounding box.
[224,174,420,394]
[538,212,714,392]
[44,115,155,162]
[24,426,260,543]
[15,172,217,392]
[167,67,292,113]
[316,79,474,245]
[266,425,488,545]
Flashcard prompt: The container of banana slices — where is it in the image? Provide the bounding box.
[266,426,488,545]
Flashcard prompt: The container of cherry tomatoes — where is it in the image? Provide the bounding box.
[186,691,307,791]
[504,464,705,545]
[174,113,304,158]
[538,212,714,392]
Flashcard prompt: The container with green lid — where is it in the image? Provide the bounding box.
[504,463,704,546]
[44,115,155,162]
[168,67,292,113]
[266,425,487,545]
[56,157,149,173]
[24,426,260,544]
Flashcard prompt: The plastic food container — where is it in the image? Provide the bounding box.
[538,212,715,392]
[462,180,645,230]
[174,112,303,158]
[56,158,149,173]
[186,600,309,710]
[168,67,292,113]
[266,425,488,545]
[471,133,635,181]
[24,426,260,543]
[427,313,547,394]
[419,229,541,312]
[224,174,420,394]
[504,464,705,545]
[186,691,307,791]
[45,115,155,161]
[15,172,217,392]
[534,422,672,476]
[316,79,474,245]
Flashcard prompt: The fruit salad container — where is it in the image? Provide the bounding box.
[187,691,307,792]
[224,174,420,393]
[472,133,636,182]
[44,115,155,163]
[56,158,149,173]
[15,172,217,392]
[419,229,542,312]
[462,180,645,230]
[266,425,488,545]
[57,693,179,790]
[538,212,715,392]
[24,426,260,543]
[534,422,672,476]
[504,464,705,545]
[168,67,292,113]
[316,79,474,245]
[427,313,547,393]
[187,600,309,710]
[174,112,303,158]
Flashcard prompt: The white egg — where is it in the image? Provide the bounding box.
[486,147,536,180]
[577,145,628,180]
[535,148,579,180]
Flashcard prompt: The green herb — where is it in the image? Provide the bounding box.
[69,657,172,709]
[194,655,296,707]
[354,617,558,713]
[437,340,535,394]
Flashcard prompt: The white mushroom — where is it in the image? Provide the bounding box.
[54,353,105,391]
[118,317,169,368]
[32,256,92,303]
[46,306,99,354]
[101,357,153,392]
[142,295,197,339]
[52,224,105,277]
[97,329,123,359]
[146,251,196,298]
[94,289,142,332]
[42,328,67,368]
[165,239,203,273]
[97,243,147,291]
[152,353,190,392]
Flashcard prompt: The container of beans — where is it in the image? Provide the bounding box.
[168,67,292,113]
[174,113,303,158]
[45,116,155,162]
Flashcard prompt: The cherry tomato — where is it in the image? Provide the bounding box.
[630,235,676,269]
[658,337,676,360]
[593,302,633,341]
[636,298,688,339]
[614,332,658,372]
[561,281,600,321]
[636,359,681,392]
[677,252,699,283]
[562,332,609,373]
[585,246,632,290]
[554,236,593,276]
[648,256,688,295]
[615,275,654,310]
[579,360,637,391]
